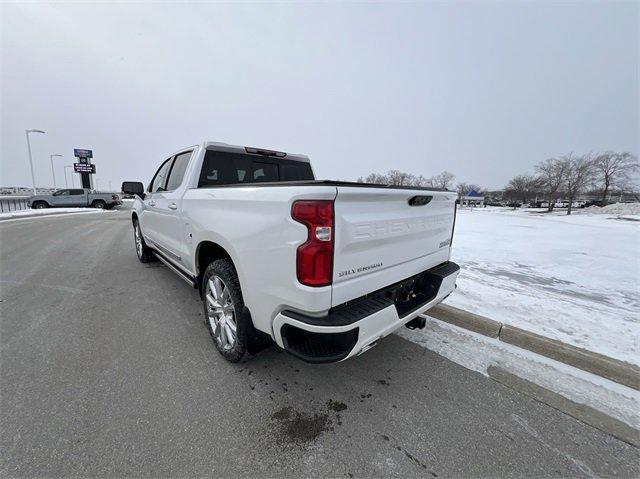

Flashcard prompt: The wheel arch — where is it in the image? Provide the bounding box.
[197,240,268,347]
[195,240,236,296]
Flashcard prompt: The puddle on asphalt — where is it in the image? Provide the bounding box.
[270,406,331,443]
[269,399,349,445]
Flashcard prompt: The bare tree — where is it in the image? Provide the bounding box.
[535,158,566,212]
[561,153,596,215]
[413,175,431,187]
[357,169,457,189]
[455,182,469,200]
[592,151,639,203]
[357,172,388,185]
[455,182,483,200]
[428,171,456,189]
[505,175,532,204]
[387,170,416,186]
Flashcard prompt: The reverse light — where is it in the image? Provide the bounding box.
[291,200,334,287]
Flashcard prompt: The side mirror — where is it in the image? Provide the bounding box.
[122,181,145,198]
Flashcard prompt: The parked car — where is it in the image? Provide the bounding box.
[28,188,122,209]
[123,141,460,363]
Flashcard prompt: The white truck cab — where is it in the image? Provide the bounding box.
[123,141,459,363]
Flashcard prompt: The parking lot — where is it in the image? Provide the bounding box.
[1,211,638,477]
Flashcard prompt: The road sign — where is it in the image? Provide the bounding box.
[74,149,93,159]
[74,163,96,174]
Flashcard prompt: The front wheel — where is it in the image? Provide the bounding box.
[32,201,48,209]
[203,259,249,362]
[133,220,155,263]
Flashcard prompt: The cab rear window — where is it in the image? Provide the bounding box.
[198,151,314,187]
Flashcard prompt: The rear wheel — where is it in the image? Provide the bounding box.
[203,259,249,362]
[133,220,155,263]
[32,201,48,209]
[91,200,107,209]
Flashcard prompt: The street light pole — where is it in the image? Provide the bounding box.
[50,154,63,189]
[25,129,45,195]
[64,165,73,188]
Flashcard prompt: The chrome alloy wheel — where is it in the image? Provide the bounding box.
[206,275,237,350]
[134,223,143,258]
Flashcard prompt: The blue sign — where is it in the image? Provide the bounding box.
[74,148,93,159]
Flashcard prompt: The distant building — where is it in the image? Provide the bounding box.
[461,190,485,207]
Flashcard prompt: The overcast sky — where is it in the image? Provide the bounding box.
[1,1,637,190]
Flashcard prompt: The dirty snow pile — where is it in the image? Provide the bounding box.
[0,208,105,220]
[428,207,639,366]
[583,202,640,217]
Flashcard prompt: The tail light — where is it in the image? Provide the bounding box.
[291,200,334,287]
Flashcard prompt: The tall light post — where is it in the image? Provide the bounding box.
[25,129,46,195]
[64,165,74,188]
[50,154,63,189]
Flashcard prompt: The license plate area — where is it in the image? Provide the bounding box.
[387,270,443,318]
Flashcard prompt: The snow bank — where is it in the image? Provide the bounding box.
[583,202,640,216]
[434,207,639,365]
[0,208,105,220]
[399,318,640,430]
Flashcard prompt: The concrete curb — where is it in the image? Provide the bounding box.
[0,210,102,222]
[425,304,640,391]
[425,303,502,338]
[488,366,640,448]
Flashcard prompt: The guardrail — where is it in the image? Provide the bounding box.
[0,196,30,213]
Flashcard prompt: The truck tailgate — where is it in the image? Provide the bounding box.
[331,187,457,306]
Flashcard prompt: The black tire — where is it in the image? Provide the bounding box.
[32,201,48,209]
[202,259,250,362]
[133,219,155,263]
[92,200,107,209]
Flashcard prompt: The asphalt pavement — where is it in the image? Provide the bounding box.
[1,210,638,477]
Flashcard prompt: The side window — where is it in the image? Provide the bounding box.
[70,189,85,195]
[149,158,173,193]
[53,190,68,196]
[165,151,192,191]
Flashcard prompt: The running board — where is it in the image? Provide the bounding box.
[153,250,197,288]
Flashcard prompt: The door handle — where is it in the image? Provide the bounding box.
[148,200,156,207]
[168,203,178,210]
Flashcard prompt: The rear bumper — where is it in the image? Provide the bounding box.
[273,261,460,362]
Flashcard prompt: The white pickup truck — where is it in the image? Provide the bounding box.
[123,142,459,363]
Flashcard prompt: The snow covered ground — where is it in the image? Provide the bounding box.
[435,205,639,366]
[0,207,105,220]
